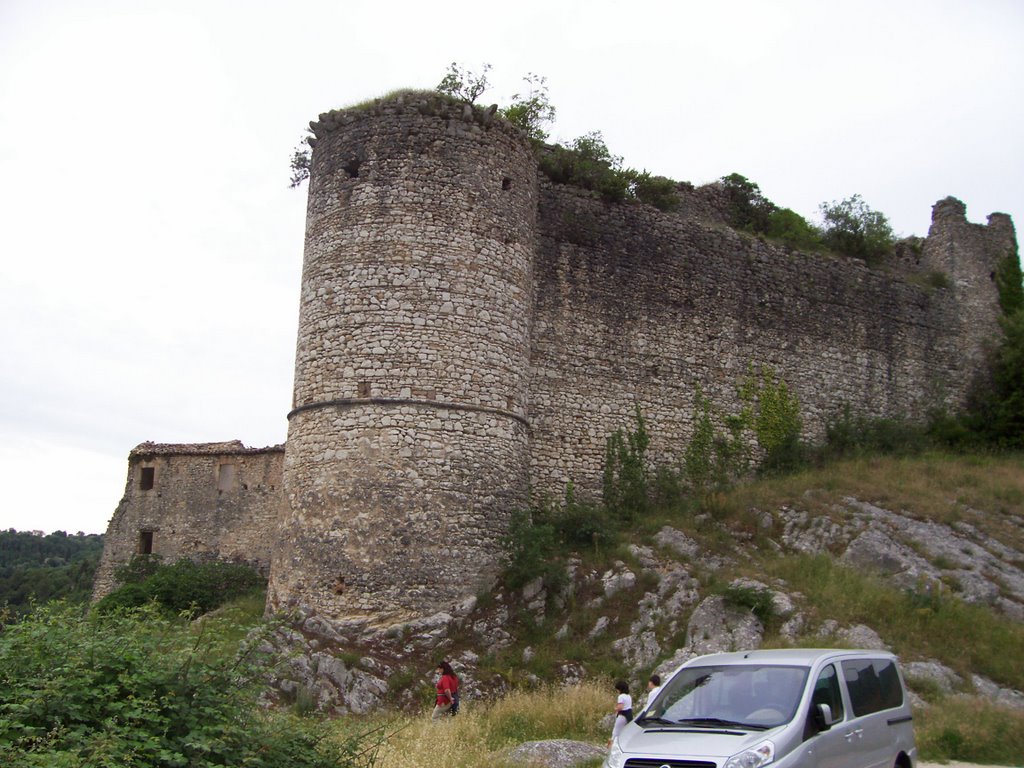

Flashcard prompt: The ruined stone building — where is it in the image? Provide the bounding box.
[94,93,1017,647]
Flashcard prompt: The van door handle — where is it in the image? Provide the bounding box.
[843,728,864,741]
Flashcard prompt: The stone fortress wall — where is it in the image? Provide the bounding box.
[95,93,1017,634]
[527,185,1010,497]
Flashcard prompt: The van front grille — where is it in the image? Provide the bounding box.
[623,760,717,768]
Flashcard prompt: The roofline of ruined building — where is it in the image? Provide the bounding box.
[129,441,285,459]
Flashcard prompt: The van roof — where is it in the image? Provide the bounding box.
[682,648,898,667]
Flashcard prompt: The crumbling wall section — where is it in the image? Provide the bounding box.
[91,441,284,599]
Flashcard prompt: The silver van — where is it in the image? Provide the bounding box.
[606,648,916,768]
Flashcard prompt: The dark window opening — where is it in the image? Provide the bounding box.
[502,176,512,190]
[343,158,361,178]
[140,467,155,491]
[139,530,154,555]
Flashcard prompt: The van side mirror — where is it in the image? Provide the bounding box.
[813,703,837,730]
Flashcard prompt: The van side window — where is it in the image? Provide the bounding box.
[842,659,904,716]
[813,664,844,720]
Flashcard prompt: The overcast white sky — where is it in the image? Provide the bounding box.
[1,0,1021,534]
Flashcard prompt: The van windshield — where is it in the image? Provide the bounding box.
[639,664,809,730]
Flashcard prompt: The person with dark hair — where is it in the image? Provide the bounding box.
[644,674,662,709]
[608,679,633,746]
[432,660,460,720]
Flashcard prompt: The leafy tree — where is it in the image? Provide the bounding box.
[290,139,312,188]
[436,61,492,103]
[500,73,556,142]
[720,173,777,233]
[0,601,381,767]
[818,194,895,264]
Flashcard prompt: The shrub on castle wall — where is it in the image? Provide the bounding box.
[819,194,896,265]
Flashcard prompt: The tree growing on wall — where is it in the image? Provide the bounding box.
[819,194,895,265]
[436,61,492,103]
[500,72,556,142]
[720,174,821,249]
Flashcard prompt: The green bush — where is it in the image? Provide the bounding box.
[603,406,650,520]
[766,207,822,250]
[738,366,805,472]
[0,601,379,767]
[818,194,895,265]
[722,583,775,625]
[631,172,679,212]
[823,405,934,458]
[499,73,556,142]
[97,557,266,618]
[552,484,616,551]
[539,132,634,203]
[501,508,564,592]
[539,133,681,210]
[720,173,777,233]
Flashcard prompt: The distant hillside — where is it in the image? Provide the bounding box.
[0,529,104,611]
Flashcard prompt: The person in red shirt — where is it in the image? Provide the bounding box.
[432,660,459,719]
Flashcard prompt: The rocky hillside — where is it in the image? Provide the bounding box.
[266,455,1024,717]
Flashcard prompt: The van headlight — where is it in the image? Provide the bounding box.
[605,739,626,768]
[723,740,775,768]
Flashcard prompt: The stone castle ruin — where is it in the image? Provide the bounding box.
[95,93,1017,649]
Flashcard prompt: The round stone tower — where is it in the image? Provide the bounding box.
[267,94,538,631]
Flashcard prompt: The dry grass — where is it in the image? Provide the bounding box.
[914,696,1024,764]
[332,682,609,768]
[709,453,1024,550]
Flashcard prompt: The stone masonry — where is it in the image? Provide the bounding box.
[96,93,1017,642]
[92,442,283,599]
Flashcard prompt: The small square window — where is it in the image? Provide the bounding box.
[140,467,155,491]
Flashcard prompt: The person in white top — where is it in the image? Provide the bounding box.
[608,680,634,747]
[643,674,662,712]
